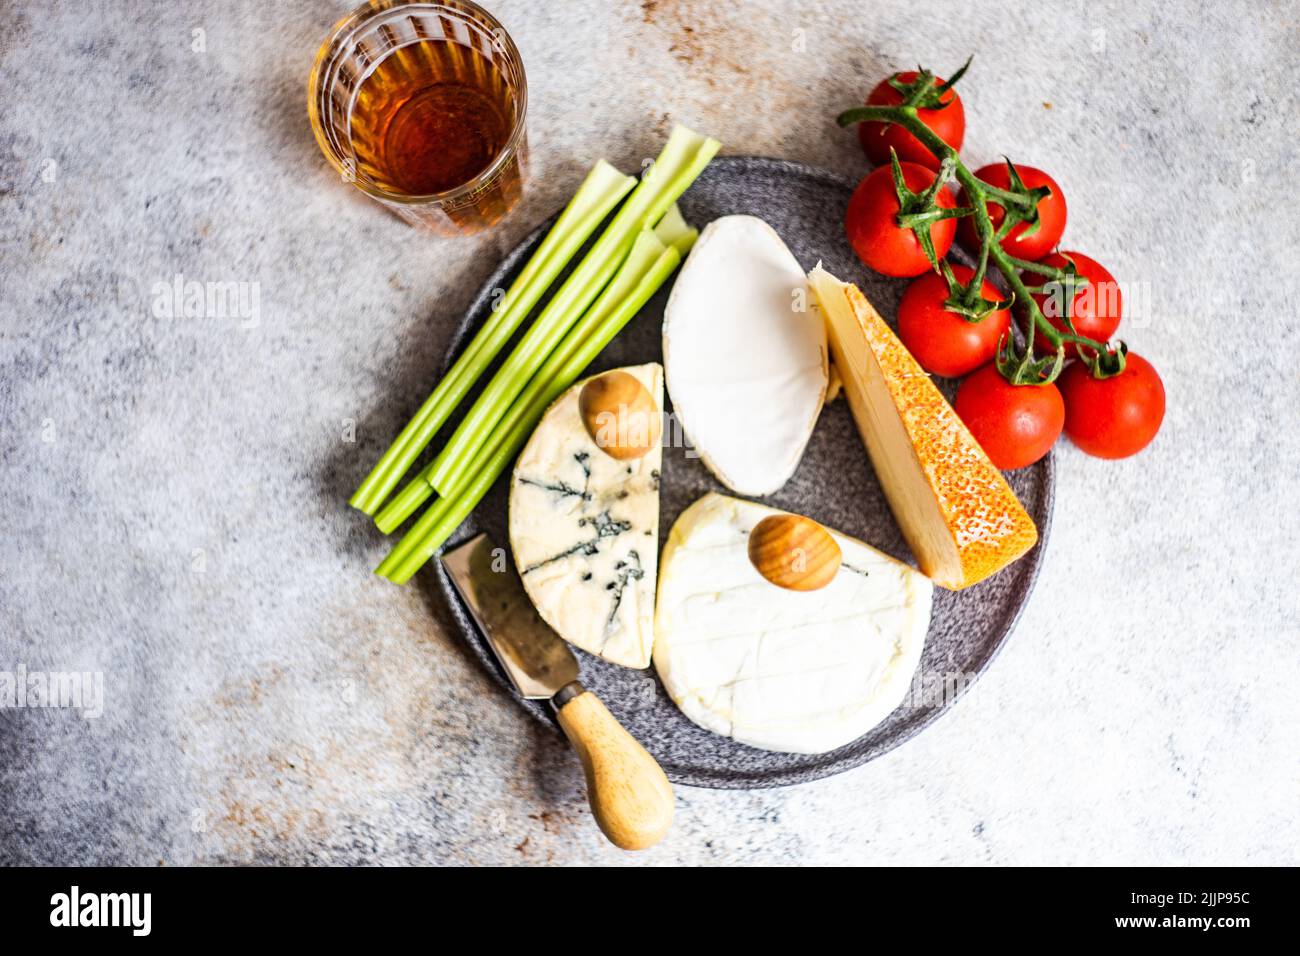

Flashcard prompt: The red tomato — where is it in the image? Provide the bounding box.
[1059,353,1165,459]
[857,71,966,171]
[1025,251,1122,358]
[955,363,1064,470]
[958,163,1066,261]
[897,265,1011,377]
[845,162,957,278]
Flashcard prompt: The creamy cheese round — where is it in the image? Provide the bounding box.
[653,493,933,753]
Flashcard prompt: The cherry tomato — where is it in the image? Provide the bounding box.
[1024,251,1122,358]
[857,71,966,171]
[897,265,1011,377]
[955,363,1064,470]
[958,163,1066,261]
[845,162,957,278]
[1059,353,1165,459]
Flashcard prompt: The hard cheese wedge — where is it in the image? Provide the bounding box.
[509,363,662,668]
[808,266,1038,590]
[654,493,932,754]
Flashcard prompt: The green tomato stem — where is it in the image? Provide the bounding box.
[837,103,1111,368]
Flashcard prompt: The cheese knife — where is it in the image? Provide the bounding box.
[441,533,674,851]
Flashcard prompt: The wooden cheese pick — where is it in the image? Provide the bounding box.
[579,371,661,460]
[748,514,842,591]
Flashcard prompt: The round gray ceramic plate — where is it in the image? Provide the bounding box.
[433,156,1053,789]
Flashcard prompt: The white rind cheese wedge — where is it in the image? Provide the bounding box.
[654,493,933,754]
[509,364,662,669]
[663,215,827,496]
[809,266,1038,590]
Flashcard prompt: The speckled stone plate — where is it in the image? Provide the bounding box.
[433,156,1053,789]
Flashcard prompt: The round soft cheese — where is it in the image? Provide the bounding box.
[653,493,933,753]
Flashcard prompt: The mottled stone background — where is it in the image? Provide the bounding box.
[1,0,1296,865]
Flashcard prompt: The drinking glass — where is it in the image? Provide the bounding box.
[308,0,529,236]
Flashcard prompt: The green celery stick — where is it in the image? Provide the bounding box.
[380,241,688,583]
[373,473,434,535]
[651,203,697,252]
[374,491,457,579]
[425,127,720,498]
[373,201,697,535]
[382,244,684,583]
[373,229,672,535]
[349,160,635,515]
[432,228,672,496]
[428,208,696,499]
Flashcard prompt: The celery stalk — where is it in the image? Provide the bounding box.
[651,203,697,253]
[375,209,696,536]
[425,126,721,498]
[374,491,457,579]
[432,228,673,497]
[379,240,688,584]
[373,474,433,535]
[349,160,635,516]
[374,230,672,535]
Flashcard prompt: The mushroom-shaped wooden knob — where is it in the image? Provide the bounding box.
[579,371,662,460]
[748,514,842,591]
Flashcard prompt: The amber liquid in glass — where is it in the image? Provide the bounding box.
[350,39,523,229]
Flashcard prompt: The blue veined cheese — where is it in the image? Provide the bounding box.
[509,364,662,669]
[653,493,933,754]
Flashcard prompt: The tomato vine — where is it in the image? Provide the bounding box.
[838,64,1126,385]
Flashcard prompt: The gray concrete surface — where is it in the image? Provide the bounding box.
[2,0,1297,865]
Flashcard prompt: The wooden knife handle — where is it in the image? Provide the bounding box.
[555,685,674,851]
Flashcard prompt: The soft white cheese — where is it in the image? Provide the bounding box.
[509,364,662,669]
[662,216,827,496]
[653,493,933,754]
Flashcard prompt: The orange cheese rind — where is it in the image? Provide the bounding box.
[809,266,1037,590]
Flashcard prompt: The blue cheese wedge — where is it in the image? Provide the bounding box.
[654,493,933,753]
[509,364,663,669]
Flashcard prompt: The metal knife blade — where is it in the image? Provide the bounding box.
[440,534,579,700]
